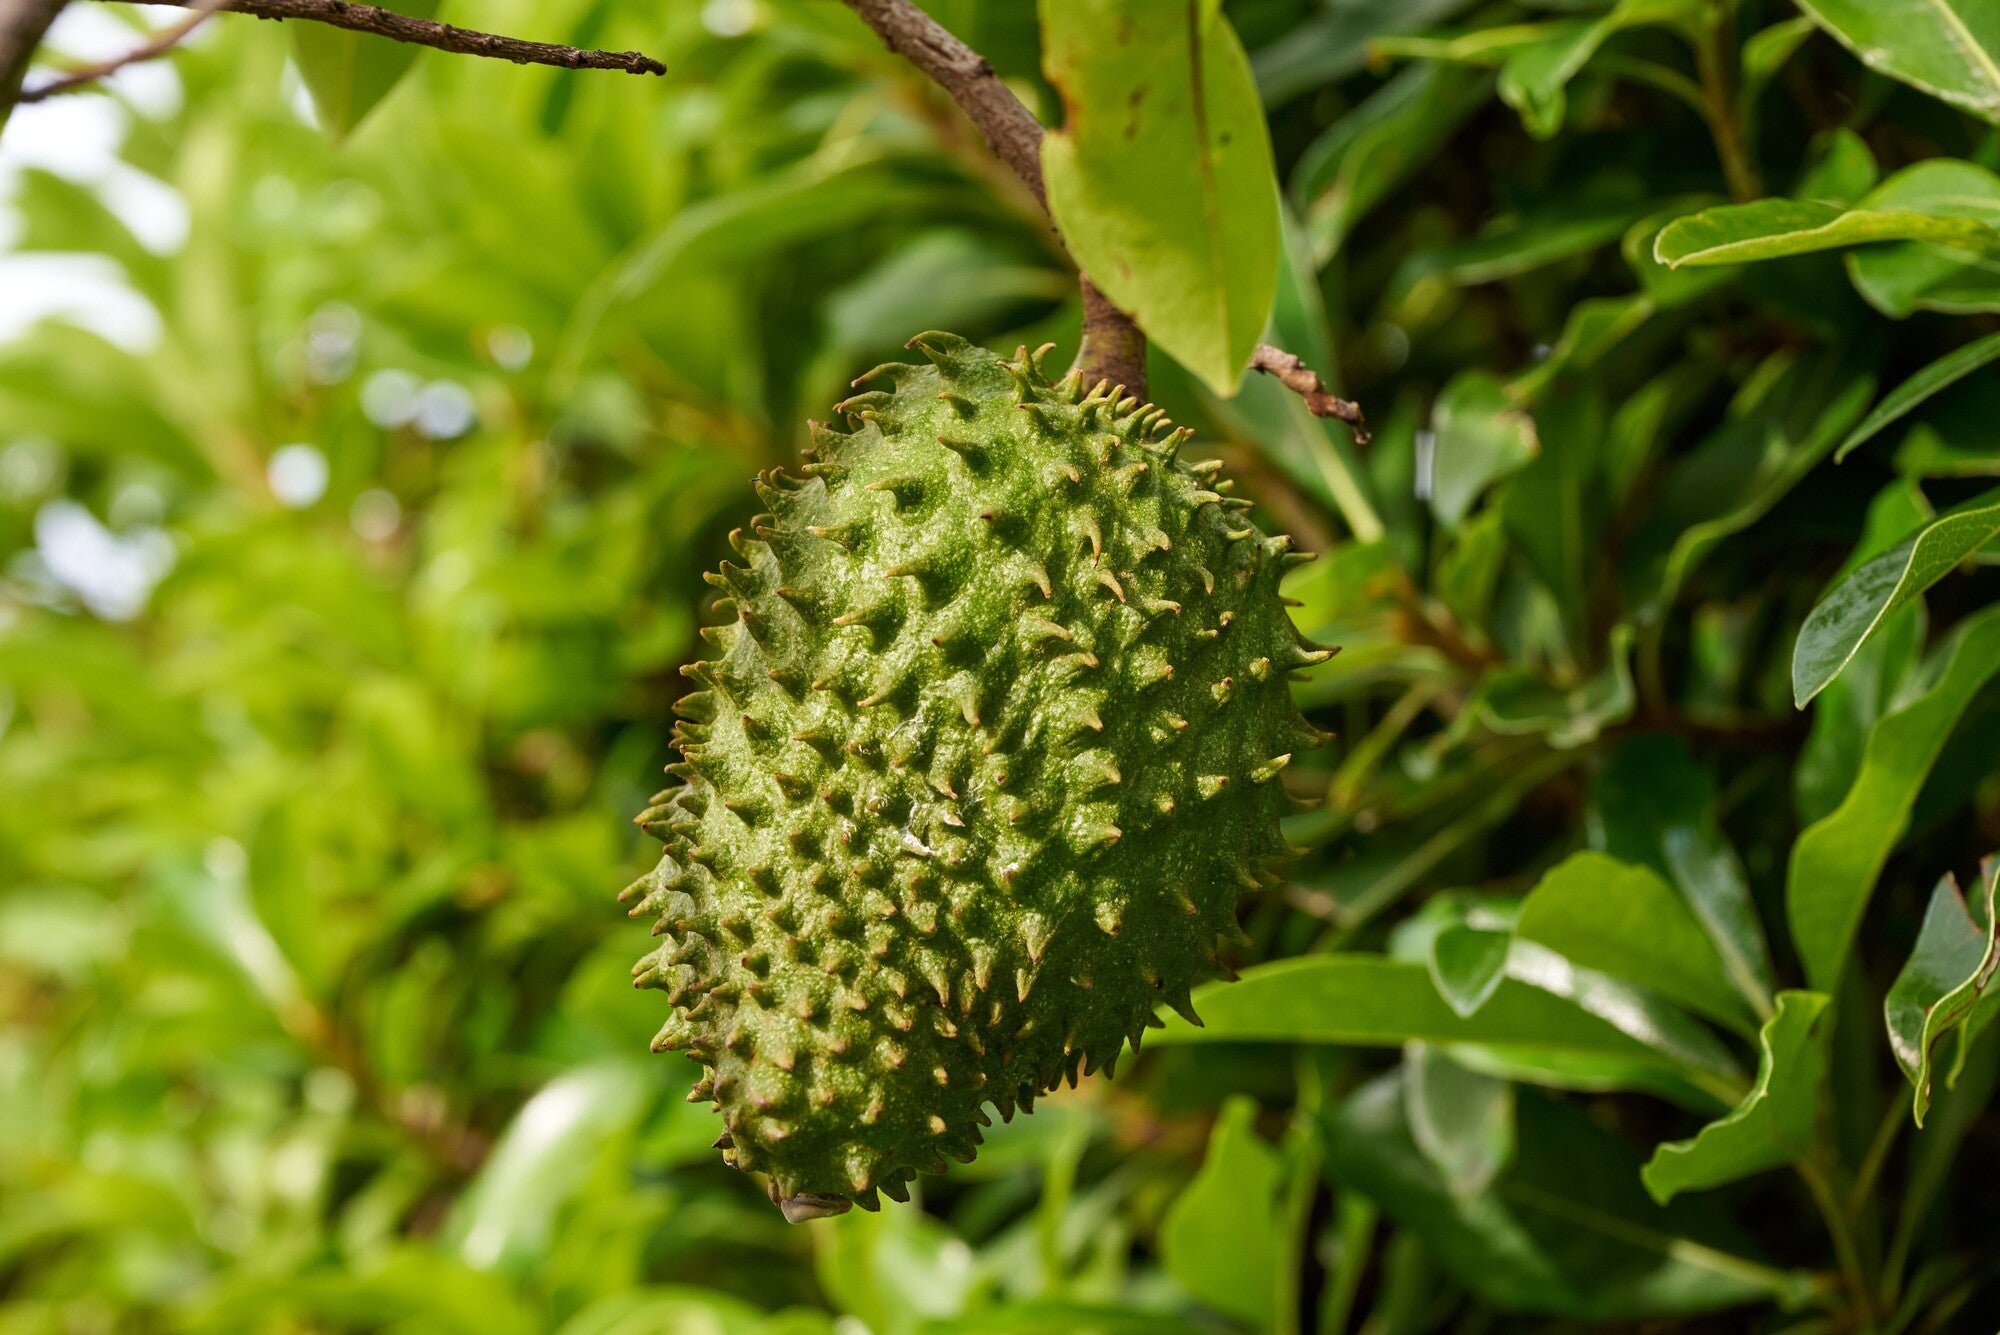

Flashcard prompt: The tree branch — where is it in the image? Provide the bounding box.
[91,0,664,79]
[1251,344,1370,444]
[0,0,67,130]
[21,0,222,103]
[838,0,1146,397]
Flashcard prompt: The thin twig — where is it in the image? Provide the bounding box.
[21,0,223,102]
[0,0,68,129]
[89,0,664,80]
[838,0,1147,396]
[1251,344,1370,444]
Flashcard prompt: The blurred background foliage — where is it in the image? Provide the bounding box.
[4,0,2000,1331]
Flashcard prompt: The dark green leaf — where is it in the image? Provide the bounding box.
[1641,992,1832,1203]
[1834,332,2000,462]
[1789,604,2000,991]
[1405,1043,1514,1200]
[1793,485,2000,707]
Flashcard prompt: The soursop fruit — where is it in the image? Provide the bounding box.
[623,333,1331,1220]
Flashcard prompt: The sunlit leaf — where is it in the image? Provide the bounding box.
[1795,0,2000,123]
[1040,0,1281,394]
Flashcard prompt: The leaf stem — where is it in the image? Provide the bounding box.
[1692,5,1763,202]
[1800,1160,1879,1331]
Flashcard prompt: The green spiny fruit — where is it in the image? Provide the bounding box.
[623,333,1331,1221]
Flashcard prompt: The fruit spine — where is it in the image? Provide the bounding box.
[623,333,1330,1219]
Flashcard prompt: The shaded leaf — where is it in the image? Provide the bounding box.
[1160,1097,1283,1326]
[1793,485,2000,707]
[1789,604,2000,991]
[1426,370,1539,527]
[1429,924,1512,1019]
[1641,993,1832,1204]
[1886,861,2000,1124]
[1834,331,2000,462]
[1322,1075,1817,1319]
[1041,0,1281,394]
[1405,1043,1514,1200]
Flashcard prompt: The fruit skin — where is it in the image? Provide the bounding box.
[623,332,1330,1220]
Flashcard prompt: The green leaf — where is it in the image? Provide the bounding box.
[1656,162,2000,269]
[1793,486,2000,707]
[1835,332,2000,462]
[292,0,442,140]
[1252,0,1479,105]
[1845,162,2000,316]
[1641,993,1832,1204]
[1405,1043,1514,1200]
[1429,924,1512,1018]
[1478,624,1636,750]
[1590,735,1777,1013]
[1041,0,1281,396]
[1153,955,1732,1099]
[1795,0,2000,123]
[1514,852,1757,1034]
[1322,1076,1818,1319]
[1426,370,1539,527]
[1788,604,2000,991]
[1495,0,1700,139]
[1886,861,2000,1125]
[1160,1096,1283,1326]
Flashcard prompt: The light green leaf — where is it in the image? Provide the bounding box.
[1793,485,2000,707]
[1427,369,1539,527]
[1514,852,1757,1034]
[1406,1043,1515,1200]
[1796,0,2000,123]
[1154,955,1735,1101]
[1322,1076,1819,1319]
[1835,332,2000,462]
[1886,861,2000,1125]
[292,0,443,140]
[1160,1097,1283,1326]
[1788,604,2000,991]
[1641,993,1832,1204]
[1656,161,2000,269]
[1041,0,1281,395]
[1846,161,2000,316]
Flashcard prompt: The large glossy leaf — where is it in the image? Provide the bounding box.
[1789,604,2000,991]
[1160,1097,1283,1326]
[1641,993,1831,1204]
[292,0,443,140]
[1796,0,2000,123]
[1793,486,2000,707]
[1514,853,1757,1034]
[1041,0,1281,395]
[1834,332,2000,462]
[1656,162,2000,268]
[1886,861,2000,1124]
[1322,1075,1817,1318]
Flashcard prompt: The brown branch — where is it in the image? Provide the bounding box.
[0,0,67,130]
[839,0,1147,397]
[21,0,222,103]
[1251,344,1370,444]
[89,0,664,79]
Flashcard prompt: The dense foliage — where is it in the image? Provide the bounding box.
[4,1,2000,1332]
